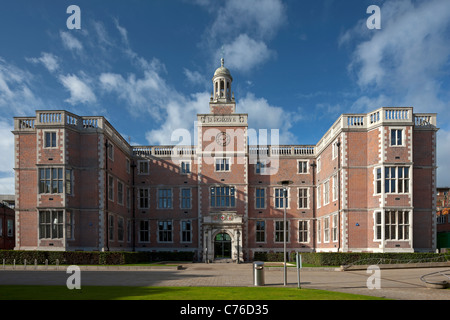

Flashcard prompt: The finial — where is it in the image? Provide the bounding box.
[221,57,224,67]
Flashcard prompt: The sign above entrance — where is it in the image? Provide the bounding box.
[198,114,248,126]
[203,213,242,225]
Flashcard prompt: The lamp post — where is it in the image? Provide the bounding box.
[277,180,293,286]
[236,230,240,264]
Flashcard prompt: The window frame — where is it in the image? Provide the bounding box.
[158,188,173,209]
[44,131,57,149]
[390,128,404,147]
[210,186,236,208]
[215,157,231,172]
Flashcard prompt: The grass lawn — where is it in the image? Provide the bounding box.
[0,285,386,300]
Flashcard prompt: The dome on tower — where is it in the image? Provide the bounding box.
[213,58,233,80]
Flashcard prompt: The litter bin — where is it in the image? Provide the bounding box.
[253,261,265,286]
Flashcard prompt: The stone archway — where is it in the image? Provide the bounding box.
[214,232,232,259]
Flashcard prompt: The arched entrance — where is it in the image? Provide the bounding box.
[214,233,232,259]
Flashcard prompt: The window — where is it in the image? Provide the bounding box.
[158,221,172,242]
[324,180,330,205]
[181,188,191,209]
[332,214,338,242]
[375,168,382,194]
[108,176,114,201]
[255,188,265,209]
[181,161,191,174]
[215,158,230,172]
[385,167,410,194]
[66,211,73,240]
[397,167,410,193]
[275,188,288,209]
[255,161,267,174]
[375,211,382,240]
[324,217,330,242]
[7,219,13,237]
[299,221,308,243]
[317,220,321,243]
[108,215,114,241]
[118,217,124,241]
[39,168,64,194]
[158,189,173,209]
[39,168,64,193]
[39,210,63,239]
[317,184,321,208]
[181,220,192,242]
[139,220,150,243]
[317,157,321,173]
[385,210,410,240]
[332,174,338,201]
[298,160,308,174]
[210,186,235,208]
[275,221,289,243]
[117,181,124,205]
[126,158,130,174]
[256,221,265,242]
[298,188,308,209]
[107,142,114,160]
[44,131,57,148]
[126,187,130,209]
[138,188,150,209]
[65,169,72,195]
[391,129,403,146]
[332,142,338,159]
[138,160,149,175]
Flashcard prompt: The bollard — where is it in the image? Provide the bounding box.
[24,259,27,269]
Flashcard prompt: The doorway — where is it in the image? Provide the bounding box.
[214,233,231,259]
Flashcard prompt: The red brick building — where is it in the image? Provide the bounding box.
[0,199,15,250]
[12,60,439,260]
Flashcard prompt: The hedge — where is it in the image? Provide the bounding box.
[253,252,450,266]
[0,250,196,265]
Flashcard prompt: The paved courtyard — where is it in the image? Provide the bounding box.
[0,263,449,300]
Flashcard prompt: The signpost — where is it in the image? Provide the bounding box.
[296,253,302,289]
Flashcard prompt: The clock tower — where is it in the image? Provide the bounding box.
[197,58,248,262]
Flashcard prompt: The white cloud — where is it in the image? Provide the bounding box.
[184,68,208,87]
[0,57,40,116]
[59,73,96,105]
[26,52,60,73]
[0,120,15,194]
[223,34,274,73]
[145,92,210,145]
[60,31,83,52]
[0,176,14,194]
[238,92,299,145]
[210,0,286,40]
[342,0,450,188]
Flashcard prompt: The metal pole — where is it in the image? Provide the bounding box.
[283,187,287,286]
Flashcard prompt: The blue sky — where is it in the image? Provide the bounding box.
[1,0,450,194]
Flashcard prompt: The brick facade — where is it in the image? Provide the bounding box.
[12,62,439,260]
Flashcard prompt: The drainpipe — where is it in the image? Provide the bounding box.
[131,160,136,252]
[105,139,109,252]
[310,162,317,252]
[336,140,341,252]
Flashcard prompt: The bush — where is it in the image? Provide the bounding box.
[253,251,450,266]
[0,250,195,265]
